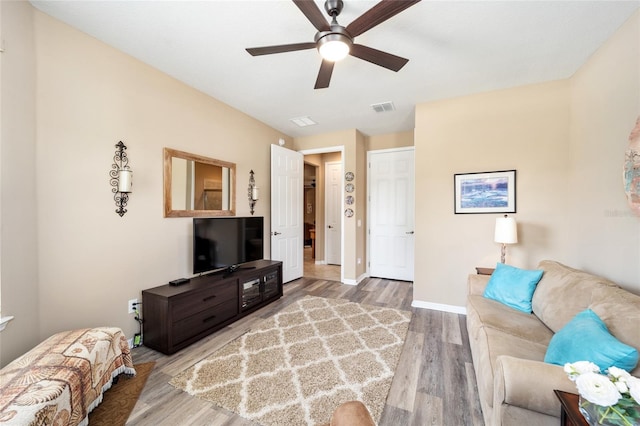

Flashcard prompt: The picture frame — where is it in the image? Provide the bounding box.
[454,170,516,214]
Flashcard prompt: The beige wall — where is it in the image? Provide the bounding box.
[567,10,640,289]
[414,10,640,310]
[414,81,572,309]
[0,7,286,364]
[0,0,40,367]
[367,130,414,151]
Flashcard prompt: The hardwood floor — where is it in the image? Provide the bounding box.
[128,277,484,426]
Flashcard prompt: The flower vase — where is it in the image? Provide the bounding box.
[579,396,640,426]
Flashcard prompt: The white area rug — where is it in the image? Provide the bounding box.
[170,296,411,426]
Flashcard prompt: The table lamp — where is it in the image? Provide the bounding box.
[495,214,518,263]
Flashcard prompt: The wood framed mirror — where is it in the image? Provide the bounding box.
[163,148,236,217]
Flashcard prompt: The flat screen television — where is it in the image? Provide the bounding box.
[193,216,264,274]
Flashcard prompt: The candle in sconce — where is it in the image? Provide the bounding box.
[118,169,133,193]
[251,187,259,201]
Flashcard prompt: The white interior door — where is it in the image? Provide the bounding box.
[368,148,415,281]
[325,161,342,265]
[271,145,303,283]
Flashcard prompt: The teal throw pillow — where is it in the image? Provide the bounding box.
[483,262,544,313]
[544,309,639,372]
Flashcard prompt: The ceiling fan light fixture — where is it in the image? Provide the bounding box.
[317,33,351,62]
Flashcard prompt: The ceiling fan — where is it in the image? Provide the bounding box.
[246,0,422,89]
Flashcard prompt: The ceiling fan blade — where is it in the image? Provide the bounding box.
[346,0,421,38]
[293,0,331,32]
[246,42,317,56]
[314,60,335,89]
[350,44,409,72]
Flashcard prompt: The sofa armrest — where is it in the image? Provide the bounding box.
[468,273,491,296]
[493,355,575,418]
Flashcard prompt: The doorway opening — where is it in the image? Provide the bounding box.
[300,146,344,282]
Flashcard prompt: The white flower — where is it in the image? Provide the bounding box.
[608,366,632,381]
[628,376,640,404]
[608,367,632,393]
[564,361,600,381]
[575,372,622,406]
[614,380,629,394]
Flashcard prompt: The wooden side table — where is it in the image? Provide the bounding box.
[554,390,588,426]
[475,267,495,275]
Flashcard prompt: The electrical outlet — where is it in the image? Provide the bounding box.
[128,298,138,314]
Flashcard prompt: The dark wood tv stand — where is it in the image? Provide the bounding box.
[142,260,283,355]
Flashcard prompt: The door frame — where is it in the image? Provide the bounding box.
[366,146,415,280]
[299,146,345,283]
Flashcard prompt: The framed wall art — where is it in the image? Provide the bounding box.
[624,116,640,216]
[454,170,516,214]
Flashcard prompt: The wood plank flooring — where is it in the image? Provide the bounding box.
[128,277,484,425]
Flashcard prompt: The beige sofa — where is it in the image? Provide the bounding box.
[466,260,640,426]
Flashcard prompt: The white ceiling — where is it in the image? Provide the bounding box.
[30,0,640,138]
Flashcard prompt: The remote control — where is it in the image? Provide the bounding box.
[169,278,190,286]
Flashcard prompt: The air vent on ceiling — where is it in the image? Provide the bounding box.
[290,116,317,127]
[371,101,395,113]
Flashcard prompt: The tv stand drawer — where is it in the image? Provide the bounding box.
[172,302,238,344]
[172,281,236,322]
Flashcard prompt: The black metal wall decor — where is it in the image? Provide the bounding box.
[110,141,133,217]
[248,169,259,215]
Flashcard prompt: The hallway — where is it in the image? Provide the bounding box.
[303,246,340,281]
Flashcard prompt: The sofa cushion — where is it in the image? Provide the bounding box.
[589,285,640,376]
[544,309,639,372]
[483,263,543,313]
[467,295,554,345]
[531,260,618,332]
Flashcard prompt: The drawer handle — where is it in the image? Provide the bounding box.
[203,315,217,323]
[203,295,217,302]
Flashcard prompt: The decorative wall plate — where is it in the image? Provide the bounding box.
[345,172,354,182]
[345,195,354,205]
[345,208,354,217]
[624,116,640,216]
[345,183,354,193]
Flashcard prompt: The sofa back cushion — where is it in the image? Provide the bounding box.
[531,260,618,332]
[589,285,640,376]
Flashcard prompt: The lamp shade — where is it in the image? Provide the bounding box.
[495,215,517,244]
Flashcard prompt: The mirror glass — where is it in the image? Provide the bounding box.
[164,148,236,217]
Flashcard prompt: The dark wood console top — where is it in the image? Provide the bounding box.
[144,259,282,297]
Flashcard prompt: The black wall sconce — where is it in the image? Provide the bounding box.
[110,141,133,217]
[248,170,259,215]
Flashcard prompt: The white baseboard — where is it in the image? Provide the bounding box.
[342,273,368,286]
[411,300,467,315]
